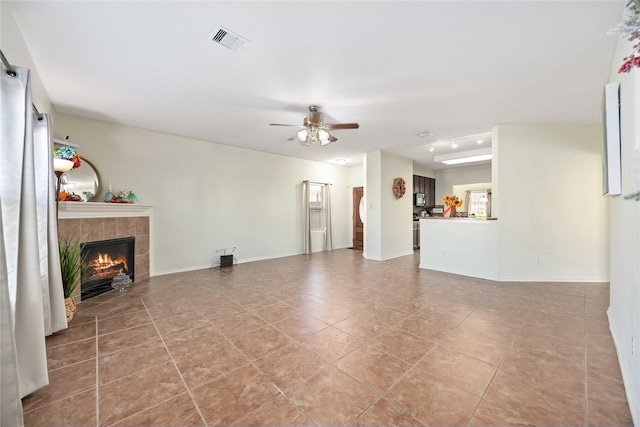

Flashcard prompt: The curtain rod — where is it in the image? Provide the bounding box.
[303,180,332,186]
[1,49,44,121]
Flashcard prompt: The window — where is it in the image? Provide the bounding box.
[309,184,325,230]
[468,191,490,217]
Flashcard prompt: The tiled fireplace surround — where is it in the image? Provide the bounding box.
[57,203,152,301]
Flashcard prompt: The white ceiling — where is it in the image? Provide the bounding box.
[5,1,624,169]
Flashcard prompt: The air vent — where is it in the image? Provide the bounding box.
[209,26,249,52]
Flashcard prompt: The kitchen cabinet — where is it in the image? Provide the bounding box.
[412,175,436,207]
[413,220,420,248]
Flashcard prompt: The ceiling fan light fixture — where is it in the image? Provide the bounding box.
[318,129,330,142]
[271,106,359,147]
[296,129,309,143]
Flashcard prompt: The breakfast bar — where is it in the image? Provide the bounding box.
[419,217,499,280]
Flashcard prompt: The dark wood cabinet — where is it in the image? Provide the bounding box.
[413,175,436,207]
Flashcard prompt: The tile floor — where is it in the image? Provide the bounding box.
[23,249,633,426]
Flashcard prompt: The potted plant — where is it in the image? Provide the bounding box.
[59,235,86,322]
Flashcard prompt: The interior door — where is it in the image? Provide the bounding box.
[353,187,364,248]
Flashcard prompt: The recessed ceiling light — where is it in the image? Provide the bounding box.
[441,154,492,165]
[477,136,483,144]
[434,148,492,165]
[429,147,435,152]
[452,143,458,148]
[417,131,434,137]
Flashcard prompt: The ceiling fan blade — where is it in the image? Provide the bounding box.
[287,135,296,141]
[269,123,299,127]
[320,134,338,146]
[326,123,359,130]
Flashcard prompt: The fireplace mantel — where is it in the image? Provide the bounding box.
[58,203,154,298]
[58,202,154,219]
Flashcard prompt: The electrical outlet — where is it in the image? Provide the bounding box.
[538,256,544,265]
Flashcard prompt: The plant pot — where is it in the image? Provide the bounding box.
[65,297,76,323]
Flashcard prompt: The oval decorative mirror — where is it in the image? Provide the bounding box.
[61,157,102,202]
[358,197,365,224]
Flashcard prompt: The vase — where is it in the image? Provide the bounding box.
[450,206,457,217]
[64,297,76,323]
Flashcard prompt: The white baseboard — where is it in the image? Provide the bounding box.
[496,276,610,282]
[364,250,414,262]
[607,309,639,426]
[153,252,304,276]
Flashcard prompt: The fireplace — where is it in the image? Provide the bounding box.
[81,237,135,300]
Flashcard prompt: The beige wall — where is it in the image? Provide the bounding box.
[55,114,352,275]
[364,151,413,260]
[1,4,54,117]
[607,35,640,424]
[493,124,609,281]
[413,163,436,179]
[435,164,492,206]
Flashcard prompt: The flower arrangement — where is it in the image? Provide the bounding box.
[54,145,81,169]
[610,0,640,73]
[443,194,463,208]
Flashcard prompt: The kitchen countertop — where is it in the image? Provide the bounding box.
[417,217,498,221]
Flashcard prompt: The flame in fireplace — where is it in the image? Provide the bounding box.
[85,252,129,281]
[95,252,128,271]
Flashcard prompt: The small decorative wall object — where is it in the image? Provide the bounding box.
[393,177,406,198]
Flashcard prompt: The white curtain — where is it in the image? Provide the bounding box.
[34,115,67,335]
[1,62,66,411]
[464,191,471,215]
[302,181,311,254]
[323,184,332,251]
[0,204,23,427]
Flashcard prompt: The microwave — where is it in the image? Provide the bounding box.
[414,192,426,207]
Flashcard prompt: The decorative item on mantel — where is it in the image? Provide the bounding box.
[53,144,82,203]
[105,189,138,204]
[443,194,463,217]
[104,180,114,202]
[609,0,640,73]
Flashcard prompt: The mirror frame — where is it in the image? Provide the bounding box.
[63,157,103,202]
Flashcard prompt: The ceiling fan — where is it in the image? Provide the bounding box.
[270,105,359,146]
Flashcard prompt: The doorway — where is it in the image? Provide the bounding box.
[352,187,364,249]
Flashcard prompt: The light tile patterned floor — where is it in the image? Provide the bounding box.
[22,249,633,426]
